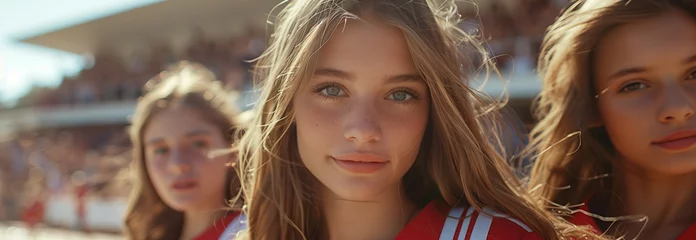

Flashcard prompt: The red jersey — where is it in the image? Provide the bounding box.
[194,211,245,240]
[76,185,88,216]
[570,201,696,240]
[395,201,540,240]
[22,200,45,227]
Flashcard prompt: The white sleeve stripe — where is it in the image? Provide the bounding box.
[218,213,247,240]
[505,217,533,232]
[456,207,476,240]
[469,210,493,240]
[482,207,532,232]
[439,207,467,240]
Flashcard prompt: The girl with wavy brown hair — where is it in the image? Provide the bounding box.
[529,0,696,239]
[124,62,245,240]
[235,0,604,239]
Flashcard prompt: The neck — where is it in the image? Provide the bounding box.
[179,209,224,240]
[323,185,417,240]
[614,166,696,239]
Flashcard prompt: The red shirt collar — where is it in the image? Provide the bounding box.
[193,211,241,240]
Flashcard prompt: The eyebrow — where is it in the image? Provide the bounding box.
[682,54,696,65]
[607,67,647,82]
[606,54,696,82]
[145,129,212,145]
[314,67,422,83]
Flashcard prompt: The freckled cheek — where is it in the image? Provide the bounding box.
[381,106,429,138]
[295,98,343,138]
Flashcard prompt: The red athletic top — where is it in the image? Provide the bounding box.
[570,201,696,240]
[395,201,541,240]
[22,200,45,227]
[193,211,244,240]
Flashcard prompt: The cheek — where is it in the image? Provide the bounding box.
[144,159,169,194]
[383,105,429,160]
[197,157,230,193]
[599,100,646,146]
[294,98,342,154]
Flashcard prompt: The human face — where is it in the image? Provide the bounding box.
[293,17,430,201]
[143,107,230,211]
[593,9,696,177]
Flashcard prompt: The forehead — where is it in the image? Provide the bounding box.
[316,17,417,74]
[143,107,220,141]
[594,9,696,73]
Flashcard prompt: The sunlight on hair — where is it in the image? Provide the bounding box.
[535,131,583,158]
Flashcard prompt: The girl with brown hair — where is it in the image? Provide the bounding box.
[529,0,696,239]
[124,61,245,240]
[235,0,604,239]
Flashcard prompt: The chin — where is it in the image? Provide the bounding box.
[633,155,696,177]
[331,189,382,202]
[165,197,207,212]
[324,179,397,202]
[655,160,696,176]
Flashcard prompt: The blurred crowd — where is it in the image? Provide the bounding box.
[0,26,265,223]
[13,28,263,108]
[0,0,562,227]
[462,0,560,73]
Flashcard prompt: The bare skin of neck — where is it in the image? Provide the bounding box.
[323,184,418,240]
[180,208,226,240]
[610,163,696,240]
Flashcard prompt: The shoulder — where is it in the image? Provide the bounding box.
[397,202,540,240]
[218,212,247,240]
[440,206,540,240]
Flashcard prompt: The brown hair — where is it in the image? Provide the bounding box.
[236,0,603,239]
[528,0,696,211]
[123,61,243,240]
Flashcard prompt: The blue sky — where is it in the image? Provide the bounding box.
[0,0,162,107]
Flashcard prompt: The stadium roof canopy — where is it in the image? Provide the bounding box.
[19,0,516,59]
[20,0,280,59]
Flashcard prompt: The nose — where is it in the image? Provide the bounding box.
[343,103,382,143]
[658,86,695,123]
[167,149,192,174]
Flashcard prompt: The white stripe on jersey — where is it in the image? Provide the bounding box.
[482,207,532,232]
[440,207,533,240]
[469,210,493,239]
[440,207,466,240]
[456,207,476,240]
[218,213,247,240]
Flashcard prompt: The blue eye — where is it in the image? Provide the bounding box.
[321,86,344,97]
[387,91,413,101]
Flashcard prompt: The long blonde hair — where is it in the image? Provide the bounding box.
[528,0,696,210]
[237,0,600,239]
[124,61,243,240]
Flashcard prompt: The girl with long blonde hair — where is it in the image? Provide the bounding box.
[124,62,245,240]
[236,0,602,239]
[529,0,696,239]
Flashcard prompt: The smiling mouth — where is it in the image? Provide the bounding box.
[332,153,389,163]
[652,131,696,151]
[333,157,388,174]
[172,180,198,190]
